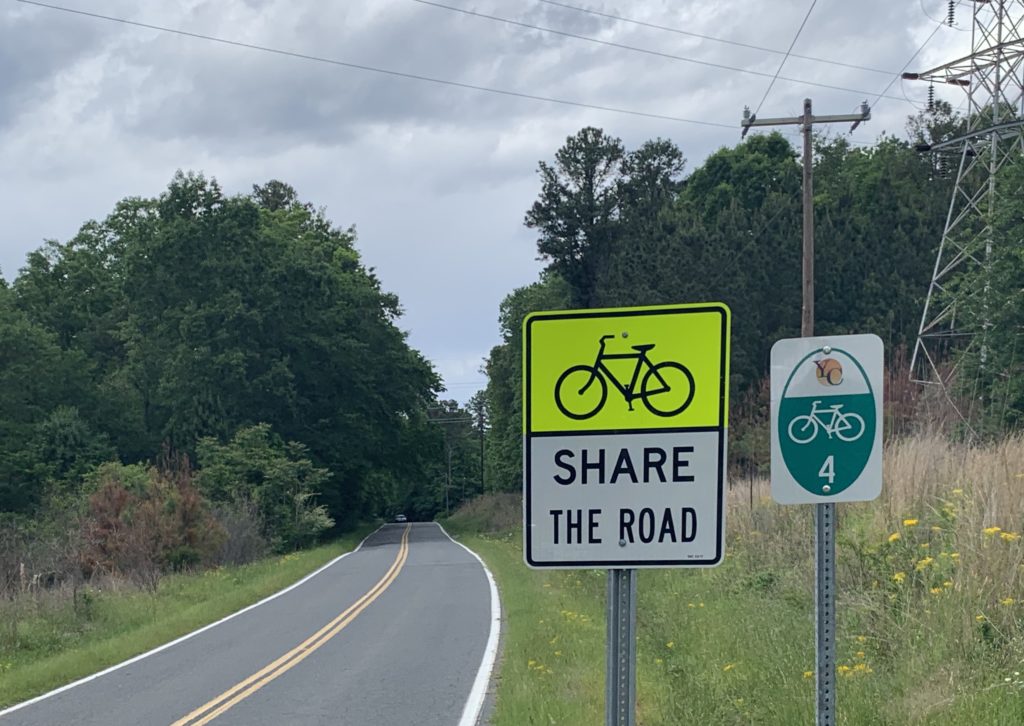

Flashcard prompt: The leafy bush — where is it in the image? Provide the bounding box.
[197,424,334,552]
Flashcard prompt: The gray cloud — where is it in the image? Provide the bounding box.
[0,0,969,396]
[0,4,119,131]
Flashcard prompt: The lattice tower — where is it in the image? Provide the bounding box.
[906,0,1024,396]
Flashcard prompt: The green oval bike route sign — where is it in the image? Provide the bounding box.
[770,334,883,504]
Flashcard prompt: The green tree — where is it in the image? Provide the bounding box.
[196,424,333,551]
[484,275,571,491]
[0,286,93,511]
[525,127,625,306]
[7,171,439,524]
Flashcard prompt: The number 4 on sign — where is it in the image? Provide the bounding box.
[818,455,836,485]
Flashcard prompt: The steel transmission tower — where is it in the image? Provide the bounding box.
[906,0,1024,395]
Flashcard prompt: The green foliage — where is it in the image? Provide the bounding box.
[525,127,625,308]
[0,288,94,512]
[484,275,571,491]
[2,172,440,531]
[196,424,333,552]
[483,113,957,488]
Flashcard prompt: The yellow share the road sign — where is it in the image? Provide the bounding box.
[523,303,731,568]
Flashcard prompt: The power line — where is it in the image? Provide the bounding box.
[868,20,946,112]
[839,13,952,140]
[15,0,735,129]
[413,0,912,104]
[754,0,819,115]
[537,0,897,76]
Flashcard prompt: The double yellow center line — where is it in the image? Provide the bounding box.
[172,525,411,725]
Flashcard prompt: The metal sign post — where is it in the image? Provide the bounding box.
[815,503,835,724]
[771,332,884,726]
[606,569,637,726]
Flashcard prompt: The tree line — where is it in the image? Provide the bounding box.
[481,103,1021,490]
[0,173,484,589]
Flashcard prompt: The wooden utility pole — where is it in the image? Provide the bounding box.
[741,98,870,726]
[801,98,814,337]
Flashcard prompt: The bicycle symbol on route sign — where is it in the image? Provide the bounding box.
[554,335,695,420]
[786,400,866,444]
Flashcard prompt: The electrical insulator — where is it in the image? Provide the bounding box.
[947,0,955,26]
[928,84,936,112]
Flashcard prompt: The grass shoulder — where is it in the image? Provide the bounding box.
[445,436,1024,726]
[0,524,376,709]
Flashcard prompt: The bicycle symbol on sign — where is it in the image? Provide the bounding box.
[787,400,865,444]
[554,335,696,420]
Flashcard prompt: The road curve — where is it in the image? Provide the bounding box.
[0,523,498,726]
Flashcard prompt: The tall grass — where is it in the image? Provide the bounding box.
[448,435,1024,724]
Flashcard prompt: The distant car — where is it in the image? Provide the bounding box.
[394,513,408,523]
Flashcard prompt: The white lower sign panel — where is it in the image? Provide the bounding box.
[525,431,724,567]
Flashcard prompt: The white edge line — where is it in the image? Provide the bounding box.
[0,524,386,718]
[436,522,502,726]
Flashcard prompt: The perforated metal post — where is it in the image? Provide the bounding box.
[606,569,637,726]
[815,502,836,725]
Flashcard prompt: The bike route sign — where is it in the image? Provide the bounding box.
[523,303,730,568]
[770,334,883,504]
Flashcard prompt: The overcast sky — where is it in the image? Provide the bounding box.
[0,0,974,403]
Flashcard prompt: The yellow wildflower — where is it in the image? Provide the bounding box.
[976,614,986,622]
[1000,531,1021,542]
[983,526,1002,536]
[666,641,675,649]
[838,665,852,676]
[1000,597,1015,606]
[723,663,736,672]
[951,488,964,496]
[803,670,814,679]
[856,635,867,644]
[951,552,960,560]
[930,587,943,595]
[903,518,919,527]
[931,525,943,532]
[943,580,954,588]
[554,650,562,657]
[920,542,930,549]
[915,556,934,571]
[887,532,900,543]
[852,662,873,674]
[855,651,865,659]
[892,571,907,584]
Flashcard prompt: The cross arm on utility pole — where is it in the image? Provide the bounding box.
[741,101,870,137]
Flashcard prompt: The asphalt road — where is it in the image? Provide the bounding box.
[0,523,498,726]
